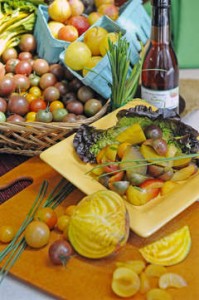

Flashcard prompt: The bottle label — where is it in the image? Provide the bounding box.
[141,86,179,110]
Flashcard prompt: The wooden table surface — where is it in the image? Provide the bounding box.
[0,156,199,300]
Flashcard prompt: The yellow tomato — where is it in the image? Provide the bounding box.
[0,225,16,243]
[25,111,37,122]
[49,100,64,112]
[64,205,76,217]
[26,93,37,103]
[29,86,42,98]
[56,215,70,232]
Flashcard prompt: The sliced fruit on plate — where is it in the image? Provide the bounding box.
[139,226,191,266]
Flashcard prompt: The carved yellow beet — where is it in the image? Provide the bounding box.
[68,190,129,259]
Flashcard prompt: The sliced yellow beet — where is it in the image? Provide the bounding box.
[159,273,187,289]
[116,123,146,144]
[116,260,146,274]
[146,288,172,300]
[139,226,191,266]
[145,264,167,277]
[140,144,170,167]
[111,267,141,298]
[171,164,196,181]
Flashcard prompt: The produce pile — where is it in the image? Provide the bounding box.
[0,0,107,123]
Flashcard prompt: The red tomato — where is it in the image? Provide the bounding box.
[29,98,47,112]
[103,163,119,174]
[34,207,58,230]
[139,178,164,200]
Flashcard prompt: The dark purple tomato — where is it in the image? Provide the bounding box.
[19,34,37,53]
[0,97,7,113]
[152,138,168,156]
[68,78,83,91]
[48,239,73,265]
[32,58,49,76]
[0,77,16,96]
[64,68,74,80]
[36,109,53,123]
[144,124,163,140]
[77,86,95,103]
[39,73,57,90]
[66,100,84,115]
[84,99,102,117]
[62,113,77,123]
[62,92,77,105]
[29,73,40,87]
[7,114,25,122]
[49,64,65,80]
[8,94,29,116]
[43,86,60,102]
[14,74,30,92]
[54,81,69,96]
[1,48,18,63]
[5,58,20,73]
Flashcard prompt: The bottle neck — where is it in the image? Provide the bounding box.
[151,6,171,44]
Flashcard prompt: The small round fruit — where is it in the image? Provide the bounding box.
[24,221,50,249]
[58,25,79,42]
[64,41,92,71]
[99,32,118,56]
[48,21,65,39]
[49,100,64,111]
[83,26,108,55]
[64,205,76,216]
[34,207,58,230]
[0,111,6,122]
[48,0,72,23]
[98,4,119,21]
[88,12,102,25]
[48,239,73,265]
[52,108,68,121]
[57,215,70,232]
[66,100,84,115]
[77,86,95,103]
[25,111,37,122]
[82,56,102,77]
[84,98,102,116]
[0,225,15,243]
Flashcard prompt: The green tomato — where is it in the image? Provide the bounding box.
[52,108,68,122]
[0,111,6,122]
[36,109,53,123]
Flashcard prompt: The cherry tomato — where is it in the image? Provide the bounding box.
[48,239,73,265]
[36,109,53,123]
[29,98,47,112]
[56,215,70,232]
[64,205,76,217]
[24,221,50,248]
[49,100,64,112]
[52,108,68,122]
[25,93,37,103]
[0,225,16,243]
[25,111,37,122]
[34,207,58,230]
[139,179,164,200]
[0,111,6,122]
[29,86,42,98]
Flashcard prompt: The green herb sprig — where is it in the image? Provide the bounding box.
[107,34,144,111]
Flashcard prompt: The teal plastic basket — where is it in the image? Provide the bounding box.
[34,5,70,63]
[59,16,126,99]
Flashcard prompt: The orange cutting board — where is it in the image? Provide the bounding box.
[0,156,199,300]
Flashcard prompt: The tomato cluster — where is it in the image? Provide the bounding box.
[0,34,104,123]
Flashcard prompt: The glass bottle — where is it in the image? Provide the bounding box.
[141,0,179,112]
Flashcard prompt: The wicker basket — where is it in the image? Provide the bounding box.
[0,100,110,156]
